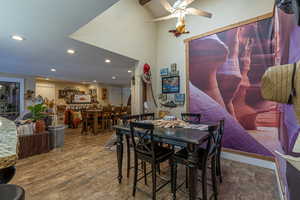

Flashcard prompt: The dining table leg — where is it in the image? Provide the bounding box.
[116,130,124,184]
[187,144,200,200]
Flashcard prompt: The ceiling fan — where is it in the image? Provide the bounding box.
[153,0,212,37]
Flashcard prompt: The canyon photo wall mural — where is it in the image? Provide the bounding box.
[188,15,279,157]
[187,5,300,199]
[188,7,300,158]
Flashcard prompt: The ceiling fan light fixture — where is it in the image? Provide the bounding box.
[155,0,212,36]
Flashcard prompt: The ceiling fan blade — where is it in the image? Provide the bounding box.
[179,0,195,7]
[152,14,177,22]
[185,7,212,18]
[160,0,175,13]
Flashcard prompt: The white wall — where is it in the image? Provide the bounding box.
[88,83,110,105]
[36,82,56,101]
[88,83,130,106]
[36,80,90,105]
[108,86,122,105]
[122,87,131,105]
[71,0,158,114]
[70,0,157,66]
[35,80,126,106]
[154,0,275,117]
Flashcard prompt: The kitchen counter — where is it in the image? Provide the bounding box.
[0,117,17,169]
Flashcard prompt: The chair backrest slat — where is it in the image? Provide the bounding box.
[130,122,156,159]
[207,119,224,157]
[181,113,201,124]
[140,113,155,120]
[121,115,141,127]
[216,119,225,153]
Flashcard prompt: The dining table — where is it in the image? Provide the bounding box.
[114,121,218,200]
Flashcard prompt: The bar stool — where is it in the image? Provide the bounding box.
[121,114,141,178]
[0,166,16,184]
[0,184,25,200]
[171,124,220,200]
[130,122,174,200]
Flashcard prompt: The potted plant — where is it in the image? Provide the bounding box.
[28,103,47,133]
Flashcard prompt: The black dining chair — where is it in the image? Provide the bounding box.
[215,119,225,183]
[195,119,225,184]
[122,115,141,126]
[140,113,155,121]
[171,124,220,200]
[121,115,142,178]
[181,113,202,183]
[80,111,93,135]
[181,113,201,124]
[130,122,174,200]
[0,166,25,200]
[0,166,16,184]
[198,119,225,183]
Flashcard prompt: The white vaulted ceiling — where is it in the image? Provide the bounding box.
[0,0,137,85]
[70,0,158,67]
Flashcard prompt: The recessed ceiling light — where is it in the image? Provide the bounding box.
[112,76,116,80]
[93,80,97,83]
[51,68,56,72]
[11,35,24,41]
[67,49,76,54]
[105,59,111,63]
[128,70,132,73]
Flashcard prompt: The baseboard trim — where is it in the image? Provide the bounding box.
[221,151,275,170]
[223,148,275,162]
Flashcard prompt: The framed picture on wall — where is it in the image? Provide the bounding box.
[162,76,180,93]
[72,94,91,104]
[174,93,185,105]
[160,68,169,76]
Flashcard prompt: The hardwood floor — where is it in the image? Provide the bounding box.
[11,128,279,200]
